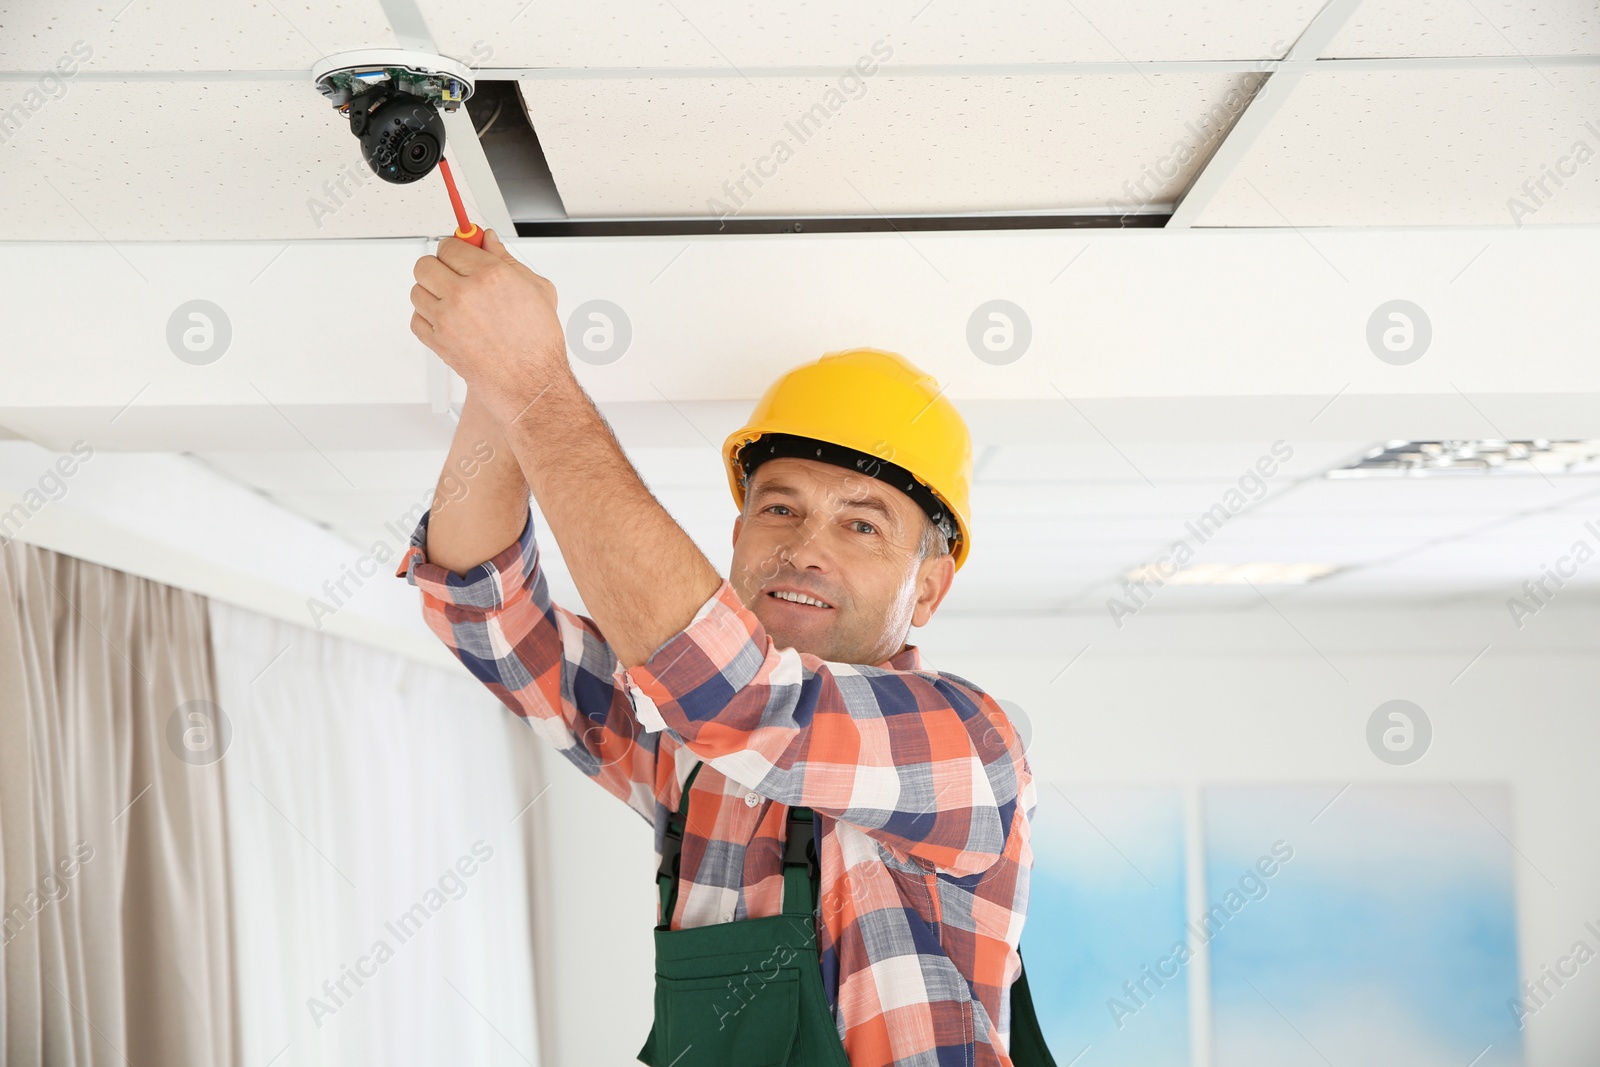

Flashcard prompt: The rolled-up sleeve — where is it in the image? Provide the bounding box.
[616,578,1025,877]
[394,505,660,822]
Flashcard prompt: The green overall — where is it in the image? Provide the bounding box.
[637,763,1060,1067]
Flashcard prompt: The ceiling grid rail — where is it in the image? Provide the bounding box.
[1166,0,1368,228]
[7,56,1598,82]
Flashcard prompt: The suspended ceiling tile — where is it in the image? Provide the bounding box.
[1195,67,1600,227]
[1456,511,1600,548]
[519,73,1264,217]
[1096,580,1268,607]
[1324,0,1600,58]
[626,446,734,489]
[1339,541,1576,580]
[1271,570,1480,603]
[194,451,451,493]
[0,0,398,71]
[1154,535,1410,565]
[647,486,738,518]
[1548,492,1600,517]
[977,441,1370,483]
[275,491,438,526]
[1247,473,1600,516]
[429,0,1326,67]
[937,583,1071,616]
[977,516,1210,546]
[0,81,487,240]
[1228,509,1523,544]
[973,480,1286,519]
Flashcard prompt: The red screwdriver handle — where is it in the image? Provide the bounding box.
[437,157,484,247]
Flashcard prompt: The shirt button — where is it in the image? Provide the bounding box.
[744,791,760,807]
[722,908,735,922]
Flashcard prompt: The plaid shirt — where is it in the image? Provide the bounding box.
[395,505,1036,1067]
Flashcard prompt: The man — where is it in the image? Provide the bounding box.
[396,230,1046,1066]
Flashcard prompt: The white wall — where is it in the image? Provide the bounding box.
[527,744,660,1067]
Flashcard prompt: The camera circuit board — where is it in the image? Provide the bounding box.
[315,66,468,112]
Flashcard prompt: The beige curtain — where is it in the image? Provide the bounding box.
[0,539,238,1066]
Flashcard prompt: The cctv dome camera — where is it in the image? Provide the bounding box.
[351,89,446,184]
[311,48,475,186]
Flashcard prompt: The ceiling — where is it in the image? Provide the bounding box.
[1,0,1598,646]
[183,438,1600,621]
[1,0,1597,237]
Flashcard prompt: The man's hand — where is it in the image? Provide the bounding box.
[409,228,566,424]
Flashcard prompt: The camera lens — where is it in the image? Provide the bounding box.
[400,135,439,175]
[404,138,438,173]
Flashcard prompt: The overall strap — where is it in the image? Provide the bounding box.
[656,762,821,925]
[780,805,820,919]
[1006,949,1060,1066]
[656,762,704,922]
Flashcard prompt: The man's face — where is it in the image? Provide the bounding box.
[729,456,955,665]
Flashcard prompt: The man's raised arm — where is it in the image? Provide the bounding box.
[424,387,527,576]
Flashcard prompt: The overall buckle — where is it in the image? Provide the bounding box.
[658,820,684,882]
[783,807,819,880]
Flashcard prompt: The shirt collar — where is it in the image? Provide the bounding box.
[883,643,925,671]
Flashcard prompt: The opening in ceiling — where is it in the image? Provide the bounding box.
[465,80,567,222]
[466,81,1171,236]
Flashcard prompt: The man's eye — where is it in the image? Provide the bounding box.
[852,520,877,535]
[766,504,793,516]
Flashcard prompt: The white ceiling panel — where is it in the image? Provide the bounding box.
[0,82,487,240]
[1275,571,1465,599]
[973,480,1312,520]
[970,515,1214,546]
[195,450,450,493]
[178,432,1600,615]
[1178,532,1420,566]
[966,557,1114,583]
[194,451,451,549]
[1071,579,1268,609]
[519,73,1264,217]
[1325,0,1600,59]
[1460,511,1600,543]
[1550,497,1600,519]
[428,0,1325,68]
[1318,543,1588,584]
[0,0,398,71]
[275,491,437,529]
[1196,67,1600,227]
[976,441,1374,483]
[937,584,1072,616]
[1246,473,1600,516]
[627,446,736,489]
[1224,508,1513,550]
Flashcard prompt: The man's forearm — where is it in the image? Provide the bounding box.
[425,388,530,575]
[498,366,724,669]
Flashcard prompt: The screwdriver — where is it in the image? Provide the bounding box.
[437,157,483,247]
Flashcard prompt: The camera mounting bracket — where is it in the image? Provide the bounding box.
[311,48,476,112]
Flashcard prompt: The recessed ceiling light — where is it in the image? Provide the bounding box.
[1327,440,1600,478]
[1123,562,1340,585]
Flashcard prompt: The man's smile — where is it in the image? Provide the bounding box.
[765,585,835,610]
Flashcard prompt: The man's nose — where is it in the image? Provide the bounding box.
[781,514,835,571]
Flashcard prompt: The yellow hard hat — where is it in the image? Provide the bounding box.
[721,347,974,571]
